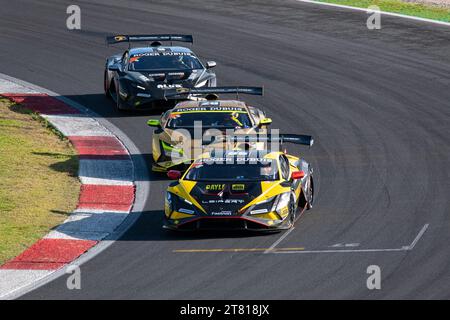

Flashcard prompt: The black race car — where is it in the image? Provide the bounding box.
[104,34,217,111]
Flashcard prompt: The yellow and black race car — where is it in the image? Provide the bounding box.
[147,87,271,172]
[163,134,314,231]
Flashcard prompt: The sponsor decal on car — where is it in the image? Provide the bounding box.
[174,106,246,113]
[157,84,183,89]
[206,184,225,191]
[199,101,220,107]
[148,73,166,78]
[211,211,233,216]
[167,72,185,77]
[137,93,152,98]
[129,56,140,63]
[202,157,271,163]
[202,199,245,204]
[131,52,194,57]
[232,184,245,191]
[179,208,195,215]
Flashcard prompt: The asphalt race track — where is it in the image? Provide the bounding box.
[1,0,449,299]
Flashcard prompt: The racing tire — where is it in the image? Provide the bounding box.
[298,174,314,211]
[288,196,297,227]
[104,70,111,99]
[306,175,314,210]
[115,87,126,113]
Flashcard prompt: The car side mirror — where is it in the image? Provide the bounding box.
[167,170,182,180]
[206,61,217,69]
[147,119,161,127]
[291,170,305,180]
[108,64,120,71]
[259,118,272,126]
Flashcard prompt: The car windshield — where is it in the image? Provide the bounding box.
[184,159,279,181]
[128,52,203,71]
[166,112,252,129]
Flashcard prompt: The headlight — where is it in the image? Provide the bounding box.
[166,192,172,205]
[248,196,277,215]
[118,90,128,99]
[195,80,208,88]
[273,193,291,215]
[130,82,146,90]
[247,193,291,216]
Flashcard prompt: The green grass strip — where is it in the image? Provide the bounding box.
[315,0,450,22]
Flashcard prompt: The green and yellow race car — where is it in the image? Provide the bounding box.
[163,134,314,231]
[147,87,272,172]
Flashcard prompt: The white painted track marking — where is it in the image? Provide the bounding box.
[42,115,114,137]
[264,227,296,254]
[407,223,429,250]
[269,224,430,254]
[79,159,133,185]
[0,270,52,300]
[296,0,450,27]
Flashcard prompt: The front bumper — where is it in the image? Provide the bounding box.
[163,215,288,232]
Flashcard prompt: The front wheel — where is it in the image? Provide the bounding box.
[298,174,314,210]
[115,88,125,112]
[288,196,297,227]
[104,70,112,99]
[306,175,314,210]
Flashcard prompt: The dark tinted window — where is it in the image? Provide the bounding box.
[166,112,252,129]
[184,159,279,181]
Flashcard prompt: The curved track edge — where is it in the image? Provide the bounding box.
[0,73,150,300]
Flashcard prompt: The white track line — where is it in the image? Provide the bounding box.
[407,223,429,250]
[296,0,450,27]
[0,270,52,300]
[272,247,407,254]
[270,223,429,254]
[264,227,296,254]
[42,115,114,137]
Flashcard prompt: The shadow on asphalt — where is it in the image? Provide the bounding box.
[118,210,273,241]
[63,93,173,118]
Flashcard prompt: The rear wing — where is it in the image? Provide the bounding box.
[204,133,314,147]
[106,34,193,46]
[166,86,264,98]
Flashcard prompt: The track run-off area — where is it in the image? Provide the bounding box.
[0,0,449,298]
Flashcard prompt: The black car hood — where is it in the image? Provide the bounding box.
[190,181,263,216]
[143,70,191,81]
[127,69,206,84]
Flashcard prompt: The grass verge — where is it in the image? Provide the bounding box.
[0,98,80,264]
[314,0,450,22]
